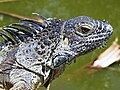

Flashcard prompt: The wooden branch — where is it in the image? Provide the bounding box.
[0,0,16,3]
[0,11,44,22]
[90,38,120,68]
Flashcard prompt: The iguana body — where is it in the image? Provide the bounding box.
[0,14,113,90]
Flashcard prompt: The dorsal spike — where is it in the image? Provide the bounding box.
[0,32,15,45]
[32,13,47,21]
[8,25,33,37]
[11,23,37,34]
[3,27,25,42]
[32,13,50,25]
[21,19,46,28]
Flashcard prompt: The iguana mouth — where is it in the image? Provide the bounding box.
[99,41,107,48]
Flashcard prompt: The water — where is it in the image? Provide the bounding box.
[0,0,120,90]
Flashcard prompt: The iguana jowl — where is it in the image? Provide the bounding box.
[0,14,113,90]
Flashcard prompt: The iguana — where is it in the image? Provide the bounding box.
[0,13,113,90]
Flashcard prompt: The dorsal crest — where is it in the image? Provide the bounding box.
[0,14,47,48]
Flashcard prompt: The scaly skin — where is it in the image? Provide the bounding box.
[0,14,113,90]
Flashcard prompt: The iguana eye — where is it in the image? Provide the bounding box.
[76,25,91,35]
[80,26,91,34]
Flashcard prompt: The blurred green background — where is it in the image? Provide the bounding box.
[0,0,120,90]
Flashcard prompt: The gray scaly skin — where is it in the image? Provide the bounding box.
[0,14,113,90]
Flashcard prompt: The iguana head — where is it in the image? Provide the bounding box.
[63,16,113,55]
[52,16,113,68]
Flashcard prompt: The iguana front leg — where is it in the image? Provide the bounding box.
[9,68,42,90]
[0,84,4,90]
[10,81,30,90]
